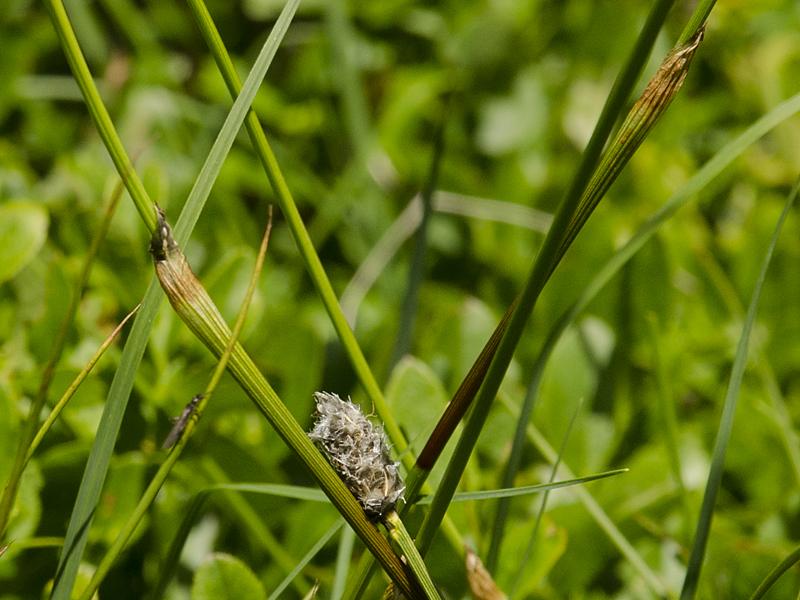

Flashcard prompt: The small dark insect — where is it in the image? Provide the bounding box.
[162,394,203,450]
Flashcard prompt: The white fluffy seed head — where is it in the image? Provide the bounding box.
[308,391,404,520]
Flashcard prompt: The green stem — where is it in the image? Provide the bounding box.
[77,211,275,600]
[749,545,800,600]
[184,0,413,470]
[485,0,677,570]
[418,5,705,561]
[384,511,442,600]
[44,0,156,232]
[0,178,124,537]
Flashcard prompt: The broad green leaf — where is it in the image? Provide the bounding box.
[0,201,48,283]
[192,553,267,600]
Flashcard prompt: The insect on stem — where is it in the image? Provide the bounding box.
[162,394,204,450]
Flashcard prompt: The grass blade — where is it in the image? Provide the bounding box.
[498,396,667,595]
[267,520,344,600]
[749,544,800,600]
[0,180,123,537]
[508,398,583,591]
[184,0,414,473]
[415,20,705,559]
[490,89,800,582]
[46,2,301,597]
[680,177,800,598]
[77,211,274,600]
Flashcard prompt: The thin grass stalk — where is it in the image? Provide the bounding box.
[26,305,140,464]
[267,520,344,600]
[411,0,677,487]
[748,544,800,600]
[497,395,667,595]
[680,177,800,599]
[0,180,123,537]
[199,458,309,593]
[151,214,424,598]
[390,96,449,369]
[492,88,800,571]
[508,399,583,596]
[383,511,442,600]
[43,0,156,233]
[47,1,300,595]
[184,0,414,469]
[416,20,705,560]
[77,211,274,600]
[332,525,356,600]
[647,315,692,544]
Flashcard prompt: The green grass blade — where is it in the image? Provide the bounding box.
[749,544,800,600]
[0,181,123,536]
[510,399,584,594]
[44,0,156,233]
[498,395,666,595]
[267,520,344,600]
[46,2,301,597]
[331,527,355,600]
[185,0,414,471]
[411,0,678,486]
[51,280,162,600]
[414,15,701,547]
[490,89,800,581]
[77,212,275,600]
[680,178,800,599]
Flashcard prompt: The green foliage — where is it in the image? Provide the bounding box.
[1,0,800,599]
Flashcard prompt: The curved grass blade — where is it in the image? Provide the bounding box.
[331,527,355,600]
[749,544,800,600]
[267,520,344,600]
[680,178,800,599]
[509,398,583,593]
[414,19,706,563]
[490,89,800,580]
[498,395,667,595]
[0,180,123,537]
[183,0,415,471]
[46,2,301,597]
[77,211,274,600]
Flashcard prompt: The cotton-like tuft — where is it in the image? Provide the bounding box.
[308,391,404,520]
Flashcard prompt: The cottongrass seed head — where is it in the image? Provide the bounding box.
[308,391,404,520]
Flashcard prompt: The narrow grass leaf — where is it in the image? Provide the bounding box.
[267,521,343,600]
[47,2,300,597]
[498,396,667,595]
[332,527,355,600]
[680,177,800,599]
[509,399,583,593]
[0,184,121,536]
[492,88,800,585]
[77,212,274,600]
[749,544,800,600]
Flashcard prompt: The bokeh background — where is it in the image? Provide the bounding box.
[1,0,800,598]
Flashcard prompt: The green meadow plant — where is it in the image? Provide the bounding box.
[1,0,799,598]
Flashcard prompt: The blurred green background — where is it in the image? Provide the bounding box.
[1,0,800,598]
